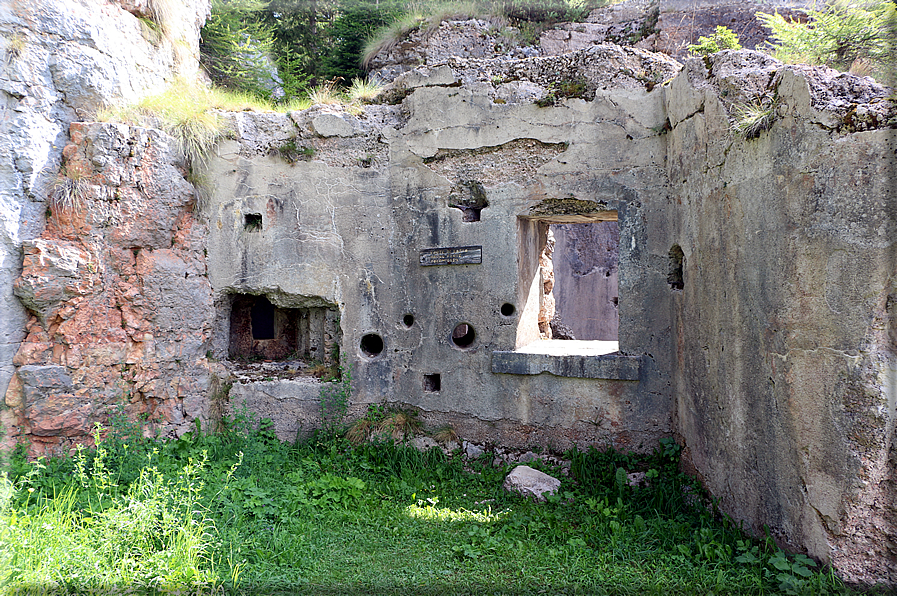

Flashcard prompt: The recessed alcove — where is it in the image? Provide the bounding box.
[228,294,340,368]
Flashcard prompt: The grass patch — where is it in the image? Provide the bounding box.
[99,80,281,169]
[1,420,861,595]
[731,95,778,139]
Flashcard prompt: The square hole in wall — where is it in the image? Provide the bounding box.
[244,213,263,232]
[423,374,441,393]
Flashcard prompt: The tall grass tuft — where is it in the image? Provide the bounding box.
[347,77,384,103]
[308,81,346,106]
[100,80,278,168]
[51,162,90,214]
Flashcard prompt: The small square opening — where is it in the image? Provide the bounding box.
[244,213,263,232]
[423,374,441,393]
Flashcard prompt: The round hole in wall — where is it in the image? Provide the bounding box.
[451,323,476,349]
[402,314,415,328]
[360,333,384,358]
[500,303,516,317]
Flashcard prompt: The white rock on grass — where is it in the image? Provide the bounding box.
[411,436,438,452]
[503,465,561,501]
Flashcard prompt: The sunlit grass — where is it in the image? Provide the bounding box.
[404,498,505,523]
[0,424,863,595]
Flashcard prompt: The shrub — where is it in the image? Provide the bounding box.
[757,0,896,84]
[687,25,742,56]
[200,0,280,98]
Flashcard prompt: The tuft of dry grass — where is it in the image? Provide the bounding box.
[51,163,90,214]
[308,82,345,106]
[731,96,778,140]
[431,425,458,444]
[347,78,384,103]
[346,407,422,444]
[99,80,278,167]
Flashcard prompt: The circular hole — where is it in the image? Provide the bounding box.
[402,314,415,328]
[500,303,516,317]
[451,323,476,349]
[360,333,384,358]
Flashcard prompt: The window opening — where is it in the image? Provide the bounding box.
[515,210,619,355]
[228,294,339,365]
[450,180,488,222]
[548,221,619,341]
[423,374,441,392]
[668,244,684,290]
[244,213,263,231]
[251,296,276,339]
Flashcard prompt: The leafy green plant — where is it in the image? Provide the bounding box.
[757,0,896,85]
[687,25,742,56]
[318,364,352,436]
[274,138,315,164]
[294,473,367,510]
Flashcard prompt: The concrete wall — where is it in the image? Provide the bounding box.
[199,48,895,583]
[203,50,680,452]
[665,52,896,584]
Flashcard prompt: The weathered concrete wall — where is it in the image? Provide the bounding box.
[0,0,209,428]
[665,52,896,584]
[203,46,681,453]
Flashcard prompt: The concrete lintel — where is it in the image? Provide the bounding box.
[491,350,641,380]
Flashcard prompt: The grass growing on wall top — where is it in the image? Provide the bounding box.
[0,417,863,595]
[98,80,313,167]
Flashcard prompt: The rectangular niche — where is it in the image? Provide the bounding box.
[228,294,339,364]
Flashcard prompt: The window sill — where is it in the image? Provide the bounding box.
[491,340,640,380]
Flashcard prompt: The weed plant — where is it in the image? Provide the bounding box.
[2,415,864,595]
[757,0,896,85]
[687,25,742,57]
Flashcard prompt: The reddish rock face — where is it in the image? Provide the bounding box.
[5,123,217,456]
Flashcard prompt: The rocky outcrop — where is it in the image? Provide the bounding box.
[579,0,813,60]
[3,122,217,454]
[367,2,815,83]
[0,0,209,411]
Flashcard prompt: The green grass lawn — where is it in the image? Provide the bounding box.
[0,413,862,595]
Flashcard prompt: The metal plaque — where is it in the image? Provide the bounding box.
[419,245,482,266]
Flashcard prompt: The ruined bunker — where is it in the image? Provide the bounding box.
[1,6,894,585]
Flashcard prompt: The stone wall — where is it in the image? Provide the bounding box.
[0,0,209,417]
